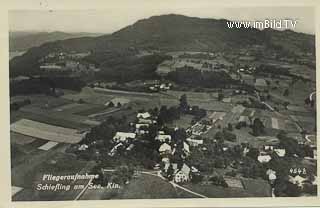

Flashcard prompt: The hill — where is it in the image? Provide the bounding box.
[9,31,103,52]
[10,14,315,77]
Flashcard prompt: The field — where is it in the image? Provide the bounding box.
[168,114,194,129]
[119,174,177,199]
[12,149,96,201]
[183,184,251,198]
[11,119,84,144]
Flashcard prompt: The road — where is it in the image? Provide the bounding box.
[90,168,208,199]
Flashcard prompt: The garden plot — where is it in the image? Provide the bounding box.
[11,119,84,144]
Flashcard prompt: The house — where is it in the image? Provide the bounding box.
[137,112,151,119]
[108,143,123,156]
[113,132,136,143]
[274,148,286,157]
[159,143,172,155]
[257,154,272,163]
[183,142,190,155]
[264,145,274,151]
[155,134,172,143]
[78,144,88,151]
[174,164,191,183]
[138,118,156,124]
[255,78,268,89]
[288,175,308,187]
[135,123,149,134]
[126,144,135,151]
[186,138,203,146]
[266,169,277,184]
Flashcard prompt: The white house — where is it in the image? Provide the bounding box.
[135,123,149,134]
[183,142,190,155]
[155,134,172,143]
[108,143,123,156]
[174,164,191,183]
[266,169,277,184]
[186,138,203,146]
[274,148,286,157]
[288,175,308,187]
[257,155,272,163]
[137,112,151,119]
[159,143,172,155]
[113,132,136,143]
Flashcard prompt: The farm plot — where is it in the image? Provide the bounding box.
[14,95,72,110]
[241,178,271,197]
[11,119,84,144]
[168,114,194,129]
[19,106,101,128]
[62,87,114,105]
[11,132,36,145]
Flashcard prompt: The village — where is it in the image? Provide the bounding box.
[10,47,317,199]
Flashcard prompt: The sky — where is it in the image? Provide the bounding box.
[9,6,315,34]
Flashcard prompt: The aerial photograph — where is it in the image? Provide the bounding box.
[9,6,316,201]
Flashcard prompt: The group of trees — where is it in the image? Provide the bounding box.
[167,67,236,88]
[10,76,85,96]
[95,54,171,83]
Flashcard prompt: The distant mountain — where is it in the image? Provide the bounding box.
[10,14,315,77]
[9,31,103,52]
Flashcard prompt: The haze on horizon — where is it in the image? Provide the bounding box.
[9,6,315,35]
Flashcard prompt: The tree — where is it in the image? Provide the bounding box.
[252,118,265,136]
[218,92,224,101]
[227,123,233,131]
[117,102,122,108]
[108,101,115,107]
[179,94,188,112]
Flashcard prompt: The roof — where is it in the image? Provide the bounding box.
[155,134,171,142]
[113,132,136,142]
[137,112,151,119]
[159,143,172,152]
[180,164,191,175]
[255,78,267,87]
[274,149,286,157]
[135,123,149,129]
[183,142,190,153]
[257,155,272,163]
[289,175,307,187]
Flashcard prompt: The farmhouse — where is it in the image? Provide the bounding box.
[113,132,136,143]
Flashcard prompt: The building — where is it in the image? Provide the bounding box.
[186,138,203,146]
[257,154,272,163]
[135,124,149,134]
[113,132,136,143]
[159,143,172,155]
[266,169,277,185]
[137,112,151,119]
[155,134,172,143]
[274,149,286,157]
[174,164,191,183]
